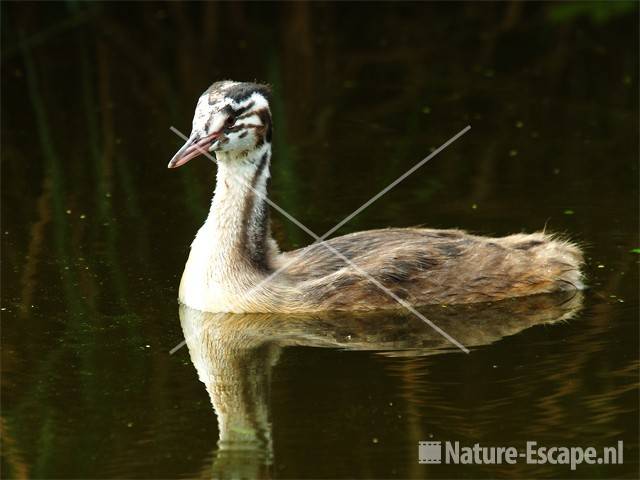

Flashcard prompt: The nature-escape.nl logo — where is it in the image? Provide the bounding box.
[418,440,624,471]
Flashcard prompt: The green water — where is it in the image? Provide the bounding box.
[2,3,638,479]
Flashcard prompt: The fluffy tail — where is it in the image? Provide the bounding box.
[505,232,585,292]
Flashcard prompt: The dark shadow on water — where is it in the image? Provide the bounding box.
[180,291,583,478]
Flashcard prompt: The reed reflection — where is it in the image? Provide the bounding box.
[179,291,582,478]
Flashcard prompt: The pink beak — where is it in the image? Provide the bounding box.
[168,132,221,169]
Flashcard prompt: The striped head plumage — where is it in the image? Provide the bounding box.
[168,81,272,168]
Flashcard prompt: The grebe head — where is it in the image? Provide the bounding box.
[168,80,272,168]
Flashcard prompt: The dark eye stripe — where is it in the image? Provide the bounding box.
[226,124,260,132]
[232,101,255,117]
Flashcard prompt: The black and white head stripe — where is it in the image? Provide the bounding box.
[202,81,271,117]
[190,81,272,148]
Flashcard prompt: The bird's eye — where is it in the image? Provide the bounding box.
[225,115,236,128]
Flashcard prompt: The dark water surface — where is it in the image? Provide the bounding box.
[2,3,638,479]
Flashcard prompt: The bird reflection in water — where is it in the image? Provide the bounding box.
[179,291,582,478]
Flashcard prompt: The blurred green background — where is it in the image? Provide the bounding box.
[2,1,638,478]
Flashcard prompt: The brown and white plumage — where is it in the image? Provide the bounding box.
[279,228,584,311]
[169,81,584,313]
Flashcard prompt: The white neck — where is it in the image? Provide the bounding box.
[208,143,274,269]
[180,144,276,309]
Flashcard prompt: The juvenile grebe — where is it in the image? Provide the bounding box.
[169,81,584,313]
